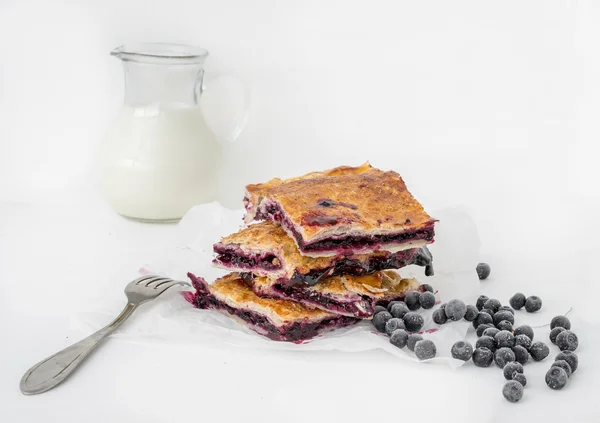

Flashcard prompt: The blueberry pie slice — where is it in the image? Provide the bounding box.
[186,272,359,342]
[247,270,420,318]
[243,163,436,257]
[214,220,434,285]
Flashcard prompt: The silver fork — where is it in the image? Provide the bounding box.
[20,275,190,395]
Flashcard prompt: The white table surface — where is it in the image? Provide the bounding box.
[1,190,599,423]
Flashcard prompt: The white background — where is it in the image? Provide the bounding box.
[1,1,599,422]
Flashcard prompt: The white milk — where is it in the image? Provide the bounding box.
[97,102,221,221]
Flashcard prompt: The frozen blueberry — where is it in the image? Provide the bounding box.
[451,341,473,361]
[530,341,550,361]
[405,291,422,311]
[385,318,406,335]
[432,308,447,325]
[493,310,515,326]
[545,367,568,390]
[414,339,437,360]
[550,315,571,330]
[494,330,515,348]
[480,308,495,318]
[419,291,436,309]
[514,325,534,341]
[476,335,496,352]
[374,305,388,315]
[556,330,578,352]
[372,311,392,332]
[502,380,523,402]
[403,312,424,333]
[439,303,446,311]
[473,311,493,329]
[549,327,566,345]
[390,302,410,319]
[513,373,527,387]
[483,298,501,313]
[503,362,524,380]
[512,345,529,365]
[514,334,532,350]
[496,320,513,332]
[407,334,423,352]
[556,351,578,373]
[476,323,494,337]
[445,299,467,321]
[525,295,542,313]
[476,295,489,311]
[509,292,526,310]
[420,283,434,293]
[495,347,516,368]
[476,263,491,280]
[552,360,572,378]
[498,305,515,315]
[463,304,479,322]
[483,327,500,338]
[472,347,494,367]
[390,329,409,349]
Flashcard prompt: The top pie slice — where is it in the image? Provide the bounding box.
[243,163,436,257]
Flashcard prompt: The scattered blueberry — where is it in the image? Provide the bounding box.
[494,330,515,348]
[403,312,424,333]
[390,329,409,349]
[509,293,526,310]
[464,304,479,322]
[512,345,529,365]
[550,315,571,330]
[556,330,578,352]
[439,303,446,311]
[483,298,501,313]
[405,291,422,311]
[514,334,532,350]
[374,305,388,315]
[472,347,494,367]
[372,311,392,332]
[407,334,423,352]
[495,347,516,368]
[483,327,500,338]
[420,283,434,293]
[555,351,578,373]
[493,310,515,326]
[414,339,437,360]
[496,320,513,332]
[473,311,493,329]
[476,335,496,352]
[503,362,524,380]
[445,299,467,321]
[476,295,489,311]
[480,308,495,318]
[514,325,534,341]
[549,327,566,345]
[545,367,568,390]
[512,373,527,387]
[530,341,550,361]
[432,308,448,325]
[419,291,436,309]
[552,360,573,378]
[525,295,542,313]
[476,263,491,280]
[498,305,515,315]
[476,323,494,337]
[385,318,406,335]
[451,341,473,361]
[502,380,524,402]
[386,301,401,312]
[390,302,410,319]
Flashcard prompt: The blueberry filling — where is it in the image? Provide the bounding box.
[213,246,281,271]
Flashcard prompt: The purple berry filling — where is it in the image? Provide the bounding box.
[213,245,281,271]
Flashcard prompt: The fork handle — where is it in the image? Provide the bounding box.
[20,302,137,395]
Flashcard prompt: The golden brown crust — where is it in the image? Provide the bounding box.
[244,163,435,243]
[216,220,394,279]
[210,273,335,325]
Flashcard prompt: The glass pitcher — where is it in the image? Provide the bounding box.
[96,43,248,221]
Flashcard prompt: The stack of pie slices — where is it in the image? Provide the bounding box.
[186,163,437,342]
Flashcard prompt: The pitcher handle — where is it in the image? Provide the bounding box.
[199,72,251,143]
